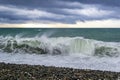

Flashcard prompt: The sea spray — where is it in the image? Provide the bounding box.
[0,35,120,72]
[0,35,120,57]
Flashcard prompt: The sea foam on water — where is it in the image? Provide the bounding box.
[0,35,120,72]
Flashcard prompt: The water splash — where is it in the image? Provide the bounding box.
[0,35,120,57]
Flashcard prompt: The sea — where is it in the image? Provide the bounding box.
[0,28,120,72]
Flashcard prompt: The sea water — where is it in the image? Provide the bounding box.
[0,28,120,72]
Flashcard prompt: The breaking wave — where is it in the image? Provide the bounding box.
[0,35,120,57]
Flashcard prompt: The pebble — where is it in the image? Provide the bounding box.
[0,62,119,80]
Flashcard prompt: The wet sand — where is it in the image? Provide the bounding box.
[0,62,119,80]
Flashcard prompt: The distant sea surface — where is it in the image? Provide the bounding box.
[0,28,120,42]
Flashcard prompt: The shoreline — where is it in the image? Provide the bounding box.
[0,62,120,80]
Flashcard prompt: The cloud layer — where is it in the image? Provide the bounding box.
[0,0,120,25]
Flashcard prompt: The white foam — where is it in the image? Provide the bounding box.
[0,52,120,72]
[0,35,120,72]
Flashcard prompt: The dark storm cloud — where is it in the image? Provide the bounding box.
[64,0,120,7]
[0,0,82,9]
[0,0,120,24]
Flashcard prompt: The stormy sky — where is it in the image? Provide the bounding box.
[0,0,120,27]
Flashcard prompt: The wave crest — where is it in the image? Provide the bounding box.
[0,36,120,57]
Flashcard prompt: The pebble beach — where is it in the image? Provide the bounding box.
[0,62,119,80]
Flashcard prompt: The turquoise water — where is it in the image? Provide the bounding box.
[0,28,120,42]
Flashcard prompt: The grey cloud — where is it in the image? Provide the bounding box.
[0,0,120,24]
[64,0,120,7]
